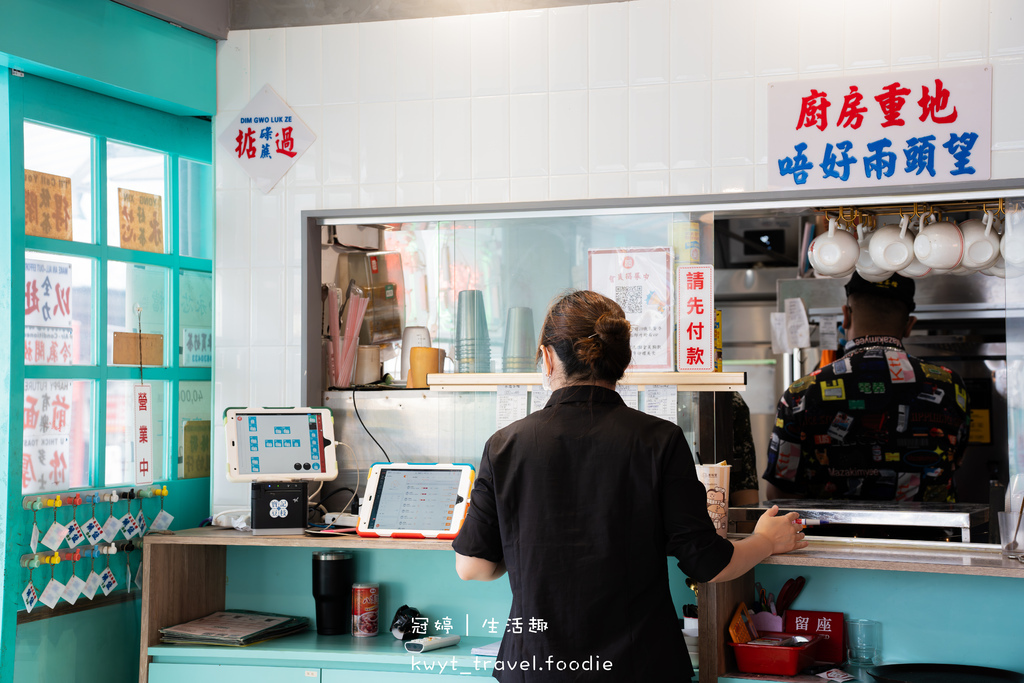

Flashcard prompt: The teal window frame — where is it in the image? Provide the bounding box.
[9,72,214,490]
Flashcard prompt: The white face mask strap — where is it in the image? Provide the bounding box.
[541,347,554,391]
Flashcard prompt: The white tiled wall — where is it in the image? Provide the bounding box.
[212,0,1024,508]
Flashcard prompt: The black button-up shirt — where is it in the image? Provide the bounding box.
[453,385,733,682]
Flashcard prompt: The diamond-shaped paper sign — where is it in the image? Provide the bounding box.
[217,85,315,193]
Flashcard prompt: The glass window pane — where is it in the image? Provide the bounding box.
[24,251,94,365]
[105,380,165,485]
[178,381,212,479]
[107,262,168,366]
[23,122,93,243]
[179,158,213,259]
[22,379,93,493]
[179,271,213,367]
[107,141,167,252]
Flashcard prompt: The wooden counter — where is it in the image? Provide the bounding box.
[144,526,454,550]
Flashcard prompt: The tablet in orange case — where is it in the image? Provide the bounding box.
[356,463,475,540]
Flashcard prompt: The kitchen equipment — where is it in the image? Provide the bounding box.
[399,326,430,381]
[729,500,990,542]
[341,251,405,344]
[776,576,806,613]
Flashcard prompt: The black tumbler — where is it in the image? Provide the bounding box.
[312,551,354,635]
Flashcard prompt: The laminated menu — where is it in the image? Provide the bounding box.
[159,609,309,646]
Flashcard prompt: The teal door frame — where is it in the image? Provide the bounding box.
[1,71,215,682]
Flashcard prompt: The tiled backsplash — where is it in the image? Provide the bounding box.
[212,0,1024,509]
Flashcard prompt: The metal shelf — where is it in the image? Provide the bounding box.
[425,371,746,392]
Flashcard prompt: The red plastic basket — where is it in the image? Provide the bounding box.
[729,632,823,676]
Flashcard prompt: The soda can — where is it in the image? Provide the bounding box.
[352,583,379,636]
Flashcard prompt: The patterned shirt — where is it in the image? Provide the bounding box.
[763,335,970,502]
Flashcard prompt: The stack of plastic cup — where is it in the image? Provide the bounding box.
[502,307,537,373]
[455,290,491,373]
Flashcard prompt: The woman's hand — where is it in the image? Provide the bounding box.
[752,505,808,555]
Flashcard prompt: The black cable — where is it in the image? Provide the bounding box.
[352,388,391,462]
[320,486,356,509]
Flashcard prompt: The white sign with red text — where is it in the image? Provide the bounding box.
[22,379,73,494]
[217,85,315,193]
[134,384,153,485]
[24,259,73,366]
[676,265,714,372]
[769,65,990,190]
[588,247,673,372]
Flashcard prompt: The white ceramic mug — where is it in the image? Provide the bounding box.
[869,215,916,271]
[982,254,1006,278]
[914,214,963,270]
[1002,209,1024,266]
[897,217,932,278]
[856,224,893,279]
[353,345,382,385]
[959,212,1001,270]
[809,218,859,276]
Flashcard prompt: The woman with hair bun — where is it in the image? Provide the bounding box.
[453,290,805,682]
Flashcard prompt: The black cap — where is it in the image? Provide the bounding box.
[844,272,916,313]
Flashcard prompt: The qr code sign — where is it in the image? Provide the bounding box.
[615,285,643,315]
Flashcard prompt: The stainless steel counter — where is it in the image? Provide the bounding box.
[729,499,990,542]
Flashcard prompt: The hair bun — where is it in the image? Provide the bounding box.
[594,312,630,342]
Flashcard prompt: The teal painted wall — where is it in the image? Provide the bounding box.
[753,564,1024,673]
[226,547,697,639]
[0,0,216,117]
[14,601,141,681]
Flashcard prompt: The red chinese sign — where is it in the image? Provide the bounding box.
[770,66,990,190]
[677,265,714,372]
[217,85,315,193]
[22,379,74,494]
[134,384,153,485]
[25,259,73,366]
